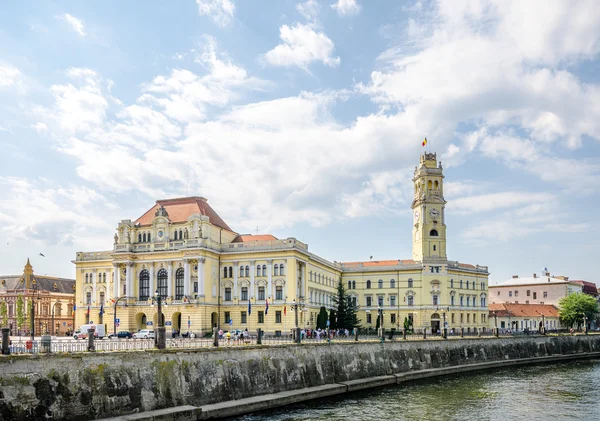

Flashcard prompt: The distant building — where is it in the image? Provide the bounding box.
[488,303,562,332]
[0,259,76,336]
[489,269,583,307]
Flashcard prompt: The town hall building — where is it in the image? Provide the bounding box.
[74,152,489,336]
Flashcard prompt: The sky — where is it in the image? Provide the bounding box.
[1,0,599,285]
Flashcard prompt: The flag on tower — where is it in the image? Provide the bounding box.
[422,137,427,147]
[72,304,76,316]
[265,298,269,315]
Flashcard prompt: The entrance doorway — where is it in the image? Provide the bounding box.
[211,312,218,328]
[172,312,182,336]
[431,313,441,334]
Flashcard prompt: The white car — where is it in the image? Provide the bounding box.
[132,329,155,339]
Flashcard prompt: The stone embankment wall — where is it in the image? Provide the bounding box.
[1,335,600,420]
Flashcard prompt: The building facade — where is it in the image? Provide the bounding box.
[0,259,76,336]
[488,303,563,333]
[74,152,489,336]
[489,271,584,307]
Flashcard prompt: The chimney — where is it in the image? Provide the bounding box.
[533,273,537,278]
[512,275,518,278]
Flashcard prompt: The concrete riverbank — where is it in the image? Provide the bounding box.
[1,335,599,420]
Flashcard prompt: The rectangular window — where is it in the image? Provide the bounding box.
[241,287,248,301]
[276,286,283,300]
[258,286,265,300]
[225,288,232,301]
[366,296,372,307]
[460,313,464,323]
[366,313,372,324]
[391,313,396,324]
[241,311,247,324]
[408,296,414,306]
[275,311,282,323]
[508,291,513,297]
[378,296,384,307]
[258,311,264,324]
[8,304,13,317]
[543,291,548,298]
[533,292,537,299]
[451,313,455,323]
[514,291,518,297]
[86,292,92,305]
[527,290,531,296]
[433,295,438,306]
[194,282,198,293]
[501,321,506,328]
[224,312,231,324]
[451,296,455,306]
[497,291,500,295]
[99,292,105,306]
[467,314,470,323]
[390,296,396,307]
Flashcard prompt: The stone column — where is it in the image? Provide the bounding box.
[126,263,133,297]
[184,259,190,297]
[167,262,173,298]
[148,263,155,297]
[113,264,120,298]
[267,260,273,298]
[198,258,205,297]
[300,262,305,299]
[250,261,255,299]
[92,269,97,303]
[233,262,239,299]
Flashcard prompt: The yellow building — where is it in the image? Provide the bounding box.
[74,152,489,336]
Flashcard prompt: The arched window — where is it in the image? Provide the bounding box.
[174,230,178,240]
[348,281,352,290]
[85,274,88,283]
[262,265,267,276]
[257,265,261,276]
[390,279,395,289]
[433,295,438,306]
[175,268,184,300]
[274,265,279,276]
[228,267,233,278]
[157,269,168,299]
[428,180,432,190]
[430,229,439,237]
[179,230,183,240]
[460,296,464,306]
[451,295,455,306]
[433,245,436,251]
[466,281,469,289]
[408,278,413,288]
[378,279,383,289]
[460,280,463,288]
[352,281,356,290]
[280,264,285,275]
[434,180,439,190]
[223,267,228,278]
[366,280,371,289]
[139,233,142,243]
[467,296,470,307]
[139,270,150,301]
[407,295,414,306]
[245,266,250,277]
[147,232,151,242]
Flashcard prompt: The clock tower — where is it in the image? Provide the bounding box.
[411,152,447,262]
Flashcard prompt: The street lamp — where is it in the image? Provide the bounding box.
[30,282,41,341]
[441,307,448,339]
[113,296,128,337]
[152,290,166,349]
[50,301,60,335]
[378,305,384,338]
[293,299,301,343]
[493,311,498,337]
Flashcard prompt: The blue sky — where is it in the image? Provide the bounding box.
[1,0,599,284]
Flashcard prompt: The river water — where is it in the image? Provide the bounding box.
[232,360,600,421]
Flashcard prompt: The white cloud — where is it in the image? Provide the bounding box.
[196,0,235,27]
[263,23,340,69]
[331,0,361,16]
[297,0,321,21]
[0,64,22,89]
[61,13,86,36]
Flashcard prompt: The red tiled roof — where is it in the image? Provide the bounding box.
[489,303,559,318]
[135,197,232,231]
[458,263,476,269]
[571,280,598,296]
[232,234,278,243]
[342,260,410,267]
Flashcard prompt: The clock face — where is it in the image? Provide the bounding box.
[414,210,420,222]
[430,208,440,219]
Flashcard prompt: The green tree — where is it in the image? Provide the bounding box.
[328,309,337,330]
[316,307,328,329]
[375,312,381,331]
[16,295,25,336]
[332,278,360,330]
[559,293,598,329]
[0,301,7,327]
[403,316,413,334]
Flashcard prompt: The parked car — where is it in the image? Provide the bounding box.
[108,331,133,339]
[132,329,155,339]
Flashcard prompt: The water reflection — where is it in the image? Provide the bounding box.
[232,360,600,421]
